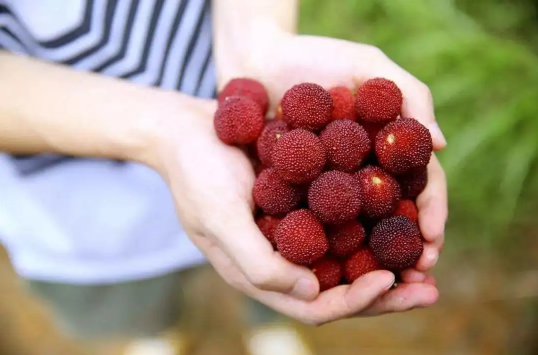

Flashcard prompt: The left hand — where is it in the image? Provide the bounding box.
[245,31,448,313]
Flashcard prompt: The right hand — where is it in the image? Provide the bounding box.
[145,94,438,326]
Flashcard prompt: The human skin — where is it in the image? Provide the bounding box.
[0,0,447,325]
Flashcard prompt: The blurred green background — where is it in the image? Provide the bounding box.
[300,0,538,252]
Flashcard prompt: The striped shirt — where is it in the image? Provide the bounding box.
[0,0,215,284]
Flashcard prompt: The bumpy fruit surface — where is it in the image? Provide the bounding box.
[256,214,283,248]
[281,83,333,131]
[397,167,428,198]
[393,199,419,222]
[361,120,386,145]
[272,129,327,184]
[355,165,401,220]
[344,247,381,283]
[319,120,371,172]
[369,216,424,270]
[214,96,264,145]
[355,78,402,123]
[311,257,343,291]
[375,118,433,174]
[326,221,366,259]
[308,171,362,224]
[218,78,269,114]
[256,120,290,167]
[328,86,357,121]
[274,209,329,265]
[252,169,301,215]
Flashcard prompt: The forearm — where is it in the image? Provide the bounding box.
[212,0,299,87]
[0,51,201,165]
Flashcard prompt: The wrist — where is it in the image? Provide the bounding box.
[130,90,215,170]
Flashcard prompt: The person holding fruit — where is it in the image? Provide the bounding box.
[0,0,447,354]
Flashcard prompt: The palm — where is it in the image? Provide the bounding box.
[257,34,447,276]
[260,36,372,111]
[168,130,438,322]
[158,34,447,323]
[164,112,256,239]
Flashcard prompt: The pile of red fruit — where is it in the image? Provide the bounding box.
[214,77,433,292]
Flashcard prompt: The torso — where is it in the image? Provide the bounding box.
[0,0,214,283]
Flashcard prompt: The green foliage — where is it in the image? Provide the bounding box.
[299,0,538,247]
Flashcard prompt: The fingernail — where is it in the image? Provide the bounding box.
[290,278,317,301]
[428,122,447,147]
[384,274,396,290]
[426,249,439,268]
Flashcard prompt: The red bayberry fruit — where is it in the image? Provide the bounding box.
[355,78,402,123]
[281,83,333,131]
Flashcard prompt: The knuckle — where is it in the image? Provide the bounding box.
[247,269,279,290]
[219,266,250,291]
[227,275,246,291]
[301,308,342,327]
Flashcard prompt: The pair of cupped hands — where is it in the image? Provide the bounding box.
[151,33,448,326]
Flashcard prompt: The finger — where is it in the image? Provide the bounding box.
[242,270,394,326]
[400,269,427,283]
[299,270,395,325]
[414,156,447,272]
[400,83,446,151]
[198,239,395,325]
[424,274,437,286]
[415,242,439,271]
[372,61,447,150]
[208,205,319,301]
[360,283,439,316]
[400,269,437,285]
[416,155,448,244]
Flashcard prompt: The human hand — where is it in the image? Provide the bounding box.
[244,32,448,285]
[150,87,440,325]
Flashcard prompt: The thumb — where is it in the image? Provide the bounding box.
[209,206,320,301]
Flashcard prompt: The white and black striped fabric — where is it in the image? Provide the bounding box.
[0,0,216,284]
[0,0,216,174]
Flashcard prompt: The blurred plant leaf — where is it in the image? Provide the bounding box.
[443,88,537,176]
[499,129,538,226]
